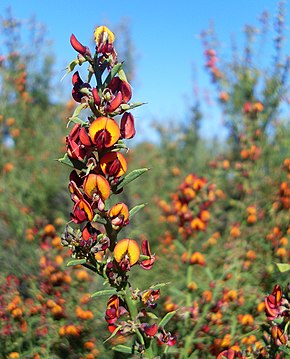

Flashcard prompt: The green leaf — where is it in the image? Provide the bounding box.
[129,203,147,219]
[120,102,146,111]
[114,168,149,192]
[104,325,122,343]
[67,116,88,126]
[103,63,123,88]
[158,311,177,328]
[112,345,133,354]
[275,262,290,273]
[68,103,88,125]
[149,282,170,290]
[57,153,86,171]
[92,213,107,225]
[67,258,87,267]
[61,58,79,80]
[90,289,117,298]
[118,69,128,82]
[146,312,159,320]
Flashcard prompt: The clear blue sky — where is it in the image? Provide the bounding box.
[0,0,289,141]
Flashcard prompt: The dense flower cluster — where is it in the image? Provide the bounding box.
[59,25,176,357]
[264,284,289,347]
[159,173,217,240]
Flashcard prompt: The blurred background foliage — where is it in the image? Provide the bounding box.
[0,3,289,358]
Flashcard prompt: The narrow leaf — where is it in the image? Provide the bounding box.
[68,103,88,124]
[158,311,176,328]
[57,153,86,171]
[67,258,87,267]
[149,282,170,290]
[103,325,122,343]
[118,69,128,82]
[120,102,145,111]
[92,213,107,225]
[114,168,149,192]
[90,289,117,298]
[129,203,147,219]
[112,345,133,354]
[68,116,88,126]
[275,262,290,273]
[103,63,123,88]
[61,59,79,81]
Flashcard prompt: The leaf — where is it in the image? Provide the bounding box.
[103,62,123,88]
[114,168,149,192]
[90,289,117,298]
[61,58,79,80]
[67,258,87,267]
[275,262,290,273]
[92,213,107,225]
[112,345,133,354]
[149,282,170,290]
[67,116,88,126]
[120,102,146,111]
[158,311,176,328]
[129,203,147,219]
[68,103,88,125]
[57,153,86,171]
[146,312,159,320]
[103,325,122,343]
[118,69,128,82]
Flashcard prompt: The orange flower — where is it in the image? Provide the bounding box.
[219,91,229,102]
[94,26,115,45]
[83,174,110,201]
[190,251,206,266]
[108,202,129,227]
[89,117,120,149]
[9,353,19,359]
[230,225,241,238]
[3,162,14,173]
[44,224,56,236]
[202,290,212,302]
[238,314,254,326]
[190,217,205,231]
[252,101,264,112]
[114,238,140,270]
[84,341,95,350]
[100,152,127,178]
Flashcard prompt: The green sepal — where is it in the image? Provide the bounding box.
[112,345,133,354]
[129,203,147,219]
[92,213,107,225]
[113,168,149,192]
[120,102,145,111]
[67,103,88,126]
[61,58,80,80]
[158,311,176,328]
[275,262,290,273]
[67,116,88,126]
[103,62,123,89]
[91,288,117,298]
[146,312,159,320]
[57,153,86,171]
[118,69,128,82]
[67,258,87,267]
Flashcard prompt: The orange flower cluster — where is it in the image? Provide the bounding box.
[59,26,175,355]
[160,173,217,240]
[0,222,102,358]
[264,284,289,347]
[204,49,223,82]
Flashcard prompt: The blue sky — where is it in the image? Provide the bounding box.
[0,0,289,141]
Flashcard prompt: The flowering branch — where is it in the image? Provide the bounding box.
[59,25,176,357]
